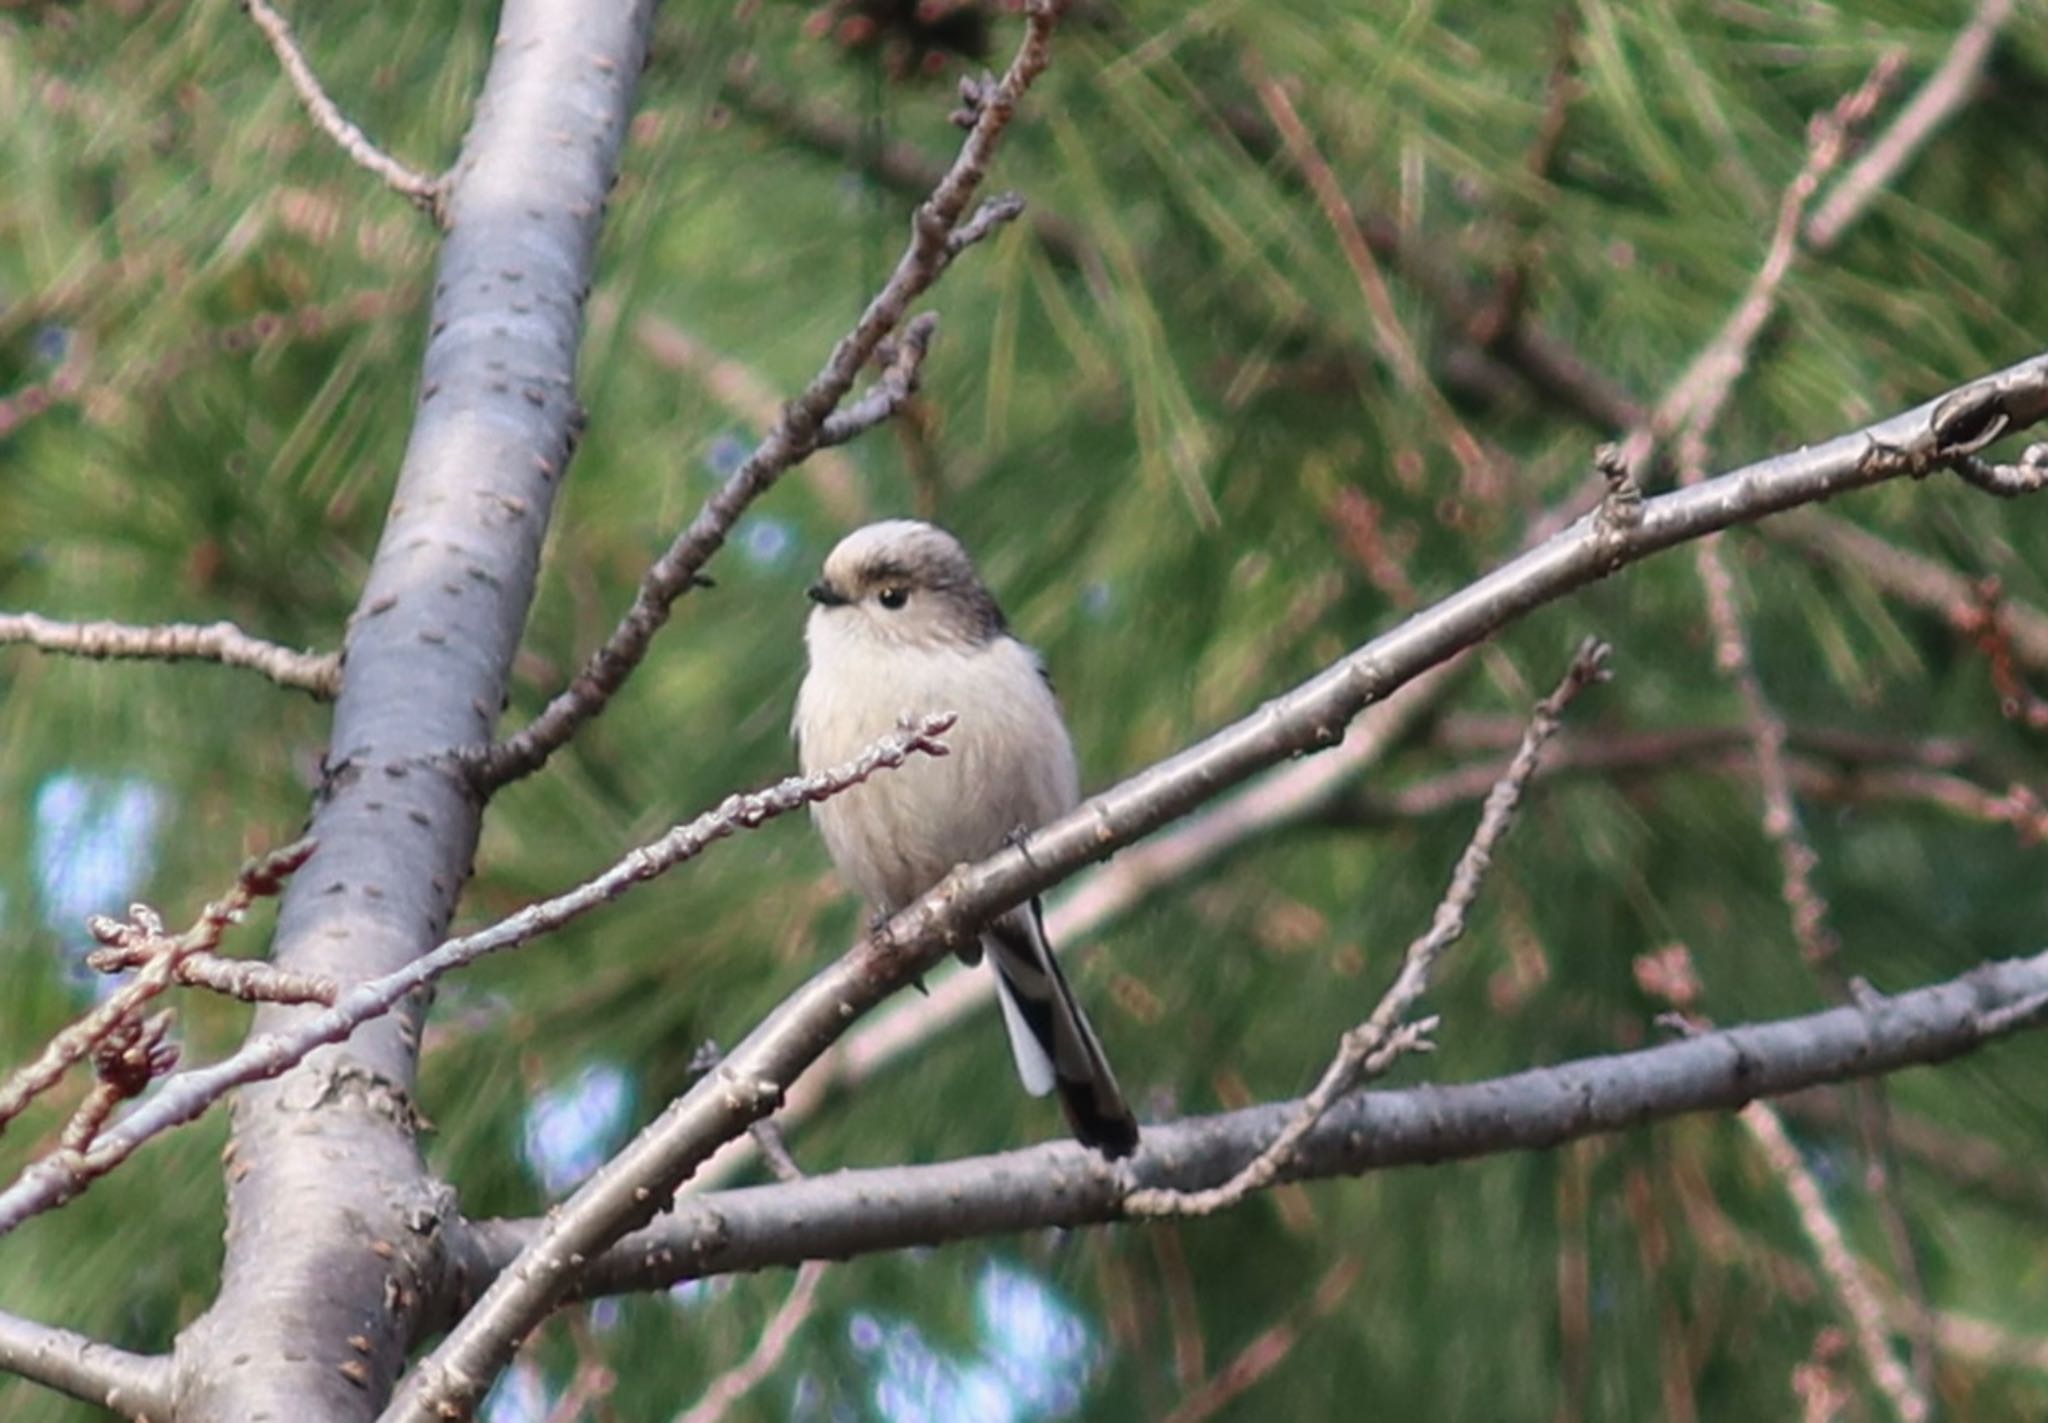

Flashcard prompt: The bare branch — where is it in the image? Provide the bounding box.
[0,1309,171,1420]
[450,947,2048,1302]
[471,0,1068,791]
[0,612,341,698]
[1741,1099,1928,1423]
[671,1262,828,1423]
[688,662,1462,1193]
[1246,51,1502,502]
[1126,640,1609,1217]
[242,0,444,213]
[1632,51,1905,472]
[1805,0,2018,251]
[816,312,940,448]
[0,717,953,1239]
[0,838,316,1137]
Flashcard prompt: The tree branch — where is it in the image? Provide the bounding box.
[0,716,952,1241]
[0,1309,172,1421]
[242,0,444,214]
[0,839,316,1136]
[1126,640,1609,1217]
[406,351,2048,1417]
[450,948,2048,1300]
[1805,0,2019,252]
[469,0,1063,791]
[687,659,1463,1193]
[0,612,342,698]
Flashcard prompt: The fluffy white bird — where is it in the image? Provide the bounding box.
[793,520,1138,1157]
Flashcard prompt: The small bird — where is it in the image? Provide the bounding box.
[794,520,1139,1158]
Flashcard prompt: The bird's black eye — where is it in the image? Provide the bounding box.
[877,586,910,610]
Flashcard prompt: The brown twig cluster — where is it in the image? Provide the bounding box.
[1959,578,2048,732]
[0,838,323,1146]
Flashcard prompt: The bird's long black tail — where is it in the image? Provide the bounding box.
[984,899,1139,1159]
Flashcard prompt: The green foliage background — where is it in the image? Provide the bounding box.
[3,0,2046,1418]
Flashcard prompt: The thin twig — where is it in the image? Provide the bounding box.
[689,663,1462,1194]
[1337,720,2046,842]
[670,1262,828,1423]
[1630,52,1906,474]
[242,0,444,213]
[1245,51,1502,502]
[1805,0,2018,251]
[1158,1256,1361,1423]
[471,3,1060,791]
[0,838,317,1136]
[0,716,954,1240]
[1124,640,1609,1218]
[1741,1101,1928,1423]
[1658,58,1933,1385]
[0,612,341,698]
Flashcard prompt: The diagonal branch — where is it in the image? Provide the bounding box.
[1126,639,1609,1217]
[0,1308,172,1421]
[1805,0,2019,252]
[469,1,1065,791]
[0,839,317,1137]
[0,612,341,697]
[0,716,954,1241]
[405,352,2048,1416]
[447,947,2048,1301]
[243,0,444,214]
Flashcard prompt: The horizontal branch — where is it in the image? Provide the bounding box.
[454,948,2048,1297]
[0,612,342,697]
[0,1308,171,1420]
[0,717,953,1239]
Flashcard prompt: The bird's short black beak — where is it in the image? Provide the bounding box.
[807,580,850,608]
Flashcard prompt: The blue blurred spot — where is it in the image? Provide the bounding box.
[519,1062,633,1196]
[1081,581,1114,621]
[32,324,71,365]
[855,1261,1097,1423]
[705,432,748,478]
[481,1360,552,1423]
[33,774,164,979]
[976,1262,1092,1415]
[589,1297,622,1333]
[743,517,794,569]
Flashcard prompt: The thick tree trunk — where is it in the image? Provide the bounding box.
[171,2,656,1415]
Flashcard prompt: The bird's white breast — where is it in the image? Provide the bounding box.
[795,615,1079,912]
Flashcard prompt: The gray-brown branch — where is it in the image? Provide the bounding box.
[0,1309,171,1421]
[450,947,2048,1300]
[0,612,341,698]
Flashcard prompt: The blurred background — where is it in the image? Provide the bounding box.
[3,0,2047,1418]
